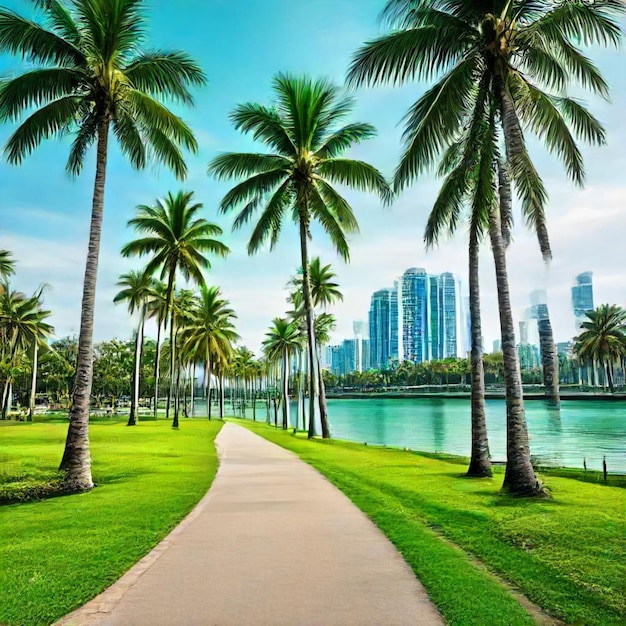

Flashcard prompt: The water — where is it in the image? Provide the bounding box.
[193,397,625,473]
[323,398,626,473]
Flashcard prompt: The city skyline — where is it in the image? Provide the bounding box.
[0,2,624,355]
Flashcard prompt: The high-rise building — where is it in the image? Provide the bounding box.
[390,282,400,362]
[330,345,343,376]
[572,271,594,330]
[460,295,471,355]
[362,339,371,371]
[429,275,441,360]
[439,272,457,358]
[493,339,501,353]
[519,321,528,344]
[402,268,430,363]
[353,321,365,372]
[341,339,356,376]
[369,289,393,370]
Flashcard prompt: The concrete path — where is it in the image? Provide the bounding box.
[58,423,443,626]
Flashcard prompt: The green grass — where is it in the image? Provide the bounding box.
[0,418,223,626]
[237,420,626,626]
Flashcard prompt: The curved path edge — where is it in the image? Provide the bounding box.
[54,436,227,626]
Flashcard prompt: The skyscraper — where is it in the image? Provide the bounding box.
[439,272,457,358]
[429,275,441,360]
[402,268,429,363]
[390,282,400,362]
[369,289,393,370]
[572,272,594,330]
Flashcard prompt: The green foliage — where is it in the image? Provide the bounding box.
[242,421,626,626]
[0,419,223,626]
[0,0,206,178]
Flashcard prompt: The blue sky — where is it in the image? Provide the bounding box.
[0,0,625,353]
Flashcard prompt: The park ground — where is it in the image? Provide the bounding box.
[1,415,624,626]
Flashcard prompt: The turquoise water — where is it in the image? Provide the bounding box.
[322,398,626,473]
[195,397,625,473]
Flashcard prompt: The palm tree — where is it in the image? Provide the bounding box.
[0,250,15,287]
[209,73,392,439]
[0,0,206,491]
[348,0,623,495]
[182,285,239,419]
[146,280,168,418]
[0,286,53,419]
[121,191,229,424]
[262,317,302,430]
[113,270,153,426]
[575,305,626,393]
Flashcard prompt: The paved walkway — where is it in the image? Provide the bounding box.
[57,423,443,626]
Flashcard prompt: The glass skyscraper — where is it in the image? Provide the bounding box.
[401,268,458,363]
[401,268,430,363]
[571,272,594,329]
[439,272,457,358]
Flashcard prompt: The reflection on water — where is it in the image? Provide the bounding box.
[324,398,626,473]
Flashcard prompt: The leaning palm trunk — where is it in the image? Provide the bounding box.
[205,358,212,419]
[28,342,38,422]
[538,313,560,406]
[128,305,145,426]
[316,346,329,434]
[60,119,110,491]
[219,375,225,419]
[153,321,162,419]
[489,203,543,496]
[166,307,176,420]
[467,228,491,477]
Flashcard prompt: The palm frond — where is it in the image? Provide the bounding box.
[393,55,483,190]
[0,7,84,66]
[314,122,377,159]
[229,103,296,156]
[112,110,146,171]
[247,180,292,254]
[317,159,393,205]
[555,97,606,146]
[308,186,351,261]
[208,152,292,180]
[124,51,207,104]
[314,179,360,234]
[0,68,86,121]
[4,95,82,164]
[65,110,98,176]
[219,169,289,214]
[144,125,187,180]
[127,89,197,152]
[511,76,585,186]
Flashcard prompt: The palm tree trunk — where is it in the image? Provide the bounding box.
[282,348,289,429]
[128,306,145,426]
[467,227,491,478]
[298,214,328,438]
[28,342,38,422]
[173,359,181,428]
[166,288,176,420]
[153,321,162,419]
[219,375,225,420]
[316,346,329,434]
[538,313,560,406]
[205,358,212,419]
[190,364,196,417]
[489,203,543,496]
[252,377,257,421]
[59,118,111,491]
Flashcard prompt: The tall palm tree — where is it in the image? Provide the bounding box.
[289,258,344,432]
[113,270,153,426]
[121,191,229,423]
[181,285,239,419]
[348,0,622,495]
[146,279,168,418]
[575,305,626,393]
[262,317,302,430]
[209,74,392,440]
[0,0,206,490]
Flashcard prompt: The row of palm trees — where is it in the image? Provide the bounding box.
[0,250,54,420]
[0,0,623,496]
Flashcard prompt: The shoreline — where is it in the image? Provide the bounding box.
[326,391,626,401]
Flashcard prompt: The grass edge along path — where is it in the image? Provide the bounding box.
[0,419,223,626]
[234,420,625,626]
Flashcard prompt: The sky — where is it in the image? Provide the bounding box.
[0,0,625,354]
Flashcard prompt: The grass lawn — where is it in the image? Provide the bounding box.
[236,420,626,626]
[0,417,223,626]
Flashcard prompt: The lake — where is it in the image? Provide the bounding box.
[216,397,625,474]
